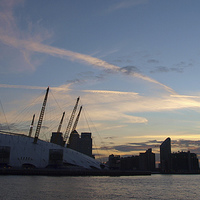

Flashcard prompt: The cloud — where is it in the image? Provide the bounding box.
[0,84,46,90]
[147,59,159,64]
[2,84,200,152]
[150,66,184,73]
[104,136,118,140]
[104,139,200,157]
[171,94,200,99]
[107,0,148,12]
[82,89,138,96]
[120,66,141,75]
[170,139,200,157]
[2,83,200,127]
[0,122,30,132]
[0,34,177,94]
[94,138,200,161]
[148,140,163,144]
[0,83,71,92]
[0,123,13,131]
[150,66,170,73]
[105,92,200,113]
[0,0,53,73]
[150,61,193,74]
[0,1,176,94]
[81,107,148,124]
[112,141,159,153]
[172,139,200,147]
[78,71,106,81]
[75,89,200,127]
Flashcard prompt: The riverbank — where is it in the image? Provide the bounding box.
[0,168,151,176]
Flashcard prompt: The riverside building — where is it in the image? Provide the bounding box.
[160,137,171,173]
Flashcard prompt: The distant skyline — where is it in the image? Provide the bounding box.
[1,0,200,161]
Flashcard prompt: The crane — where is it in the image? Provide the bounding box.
[57,112,65,133]
[50,112,65,145]
[28,114,35,137]
[63,97,80,145]
[33,87,49,144]
[71,106,82,133]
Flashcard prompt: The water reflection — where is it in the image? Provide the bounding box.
[0,175,199,200]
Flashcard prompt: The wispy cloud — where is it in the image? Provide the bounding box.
[0,34,177,94]
[0,84,46,90]
[0,0,176,94]
[124,134,200,141]
[82,89,138,96]
[150,66,184,73]
[1,83,200,149]
[0,0,52,73]
[150,61,193,74]
[120,66,141,74]
[113,143,157,152]
[107,0,148,12]
[2,83,200,124]
[0,83,71,92]
[171,94,200,99]
[147,59,159,64]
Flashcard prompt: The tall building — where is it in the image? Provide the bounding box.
[67,131,93,158]
[67,130,80,152]
[160,137,171,172]
[171,151,199,172]
[50,132,64,146]
[80,132,92,157]
[139,148,155,171]
[108,154,121,169]
[109,149,155,171]
[120,156,139,170]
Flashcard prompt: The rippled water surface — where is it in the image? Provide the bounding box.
[0,174,200,200]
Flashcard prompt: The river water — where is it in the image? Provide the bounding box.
[0,174,199,200]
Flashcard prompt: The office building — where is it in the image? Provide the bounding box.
[160,137,171,172]
[139,148,155,171]
[120,155,139,170]
[80,132,92,157]
[67,131,93,157]
[171,151,199,172]
[108,154,121,169]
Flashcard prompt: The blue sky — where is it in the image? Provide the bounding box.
[1,0,200,161]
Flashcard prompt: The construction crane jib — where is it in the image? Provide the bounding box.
[57,112,65,133]
[63,97,80,144]
[33,87,49,144]
[28,114,35,137]
[71,105,82,133]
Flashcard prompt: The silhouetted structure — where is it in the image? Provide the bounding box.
[139,148,155,171]
[107,137,200,174]
[50,132,64,146]
[108,148,155,171]
[48,149,63,167]
[67,131,93,157]
[160,137,199,173]
[120,156,139,170]
[67,130,80,151]
[50,112,65,146]
[79,132,92,157]
[160,137,171,173]
[108,154,121,169]
[171,151,199,173]
[0,146,10,167]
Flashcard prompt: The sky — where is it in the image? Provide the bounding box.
[1,0,200,162]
